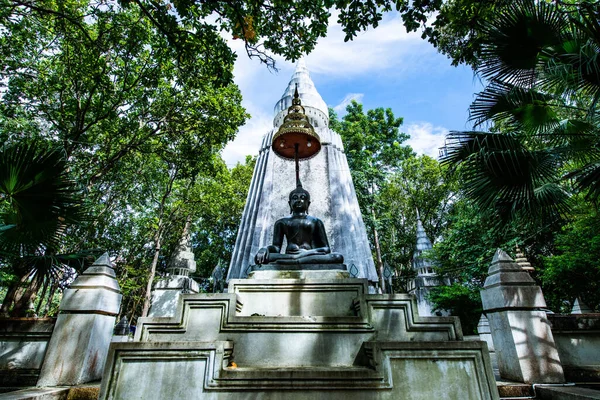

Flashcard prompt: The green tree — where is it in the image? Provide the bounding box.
[376,155,455,291]
[103,155,255,322]
[0,1,248,318]
[0,2,247,184]
[541,199,600,312]
[428,193,571,332]
[424,0,595,68]
[14,0,551,72]
[191,156,256,279]
[429,200,519,334]
[330,102,412,291]
[98,0,459,69]
[428,284,482,335]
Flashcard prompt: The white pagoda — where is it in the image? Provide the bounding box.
[227,59,378,285]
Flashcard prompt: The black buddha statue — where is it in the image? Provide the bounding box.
[254,186,344,266]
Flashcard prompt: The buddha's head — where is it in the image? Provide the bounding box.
[288,186,310,213]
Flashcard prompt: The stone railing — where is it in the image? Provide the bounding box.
[547,313,600,382]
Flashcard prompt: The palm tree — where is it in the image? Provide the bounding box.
[442,0,600,225]
[0,142,91,316]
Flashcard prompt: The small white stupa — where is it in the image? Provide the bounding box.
[408,210,448,316]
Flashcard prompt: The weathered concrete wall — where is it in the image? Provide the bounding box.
[149,276,199,318]
[0,318,55,390]
[547,313,600,382]
[100,341,498,400]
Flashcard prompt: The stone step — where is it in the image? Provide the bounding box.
[218,365,384,388]
[496,381,534,398]
[0,387,69,400]
[537,385,600,400]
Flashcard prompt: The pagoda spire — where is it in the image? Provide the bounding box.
[409,210,448,317]
[273,58,329,129]
[415,210,433,259]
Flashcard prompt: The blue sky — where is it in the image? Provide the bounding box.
[221,12,483,166]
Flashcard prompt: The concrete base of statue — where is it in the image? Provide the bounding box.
[249,269,349,281]
[99,276,499,399]
[248,262,347,271]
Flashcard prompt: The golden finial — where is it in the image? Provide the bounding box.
[272,84,321,161]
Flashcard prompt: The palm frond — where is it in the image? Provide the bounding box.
[441,131,569,221]
[530,182,571,221]
[542,33,600,102]
[469,80,559,133]
[0,142,85,259]
[566,160,600,200]
[571,2,600,47]
[478,0,567,87]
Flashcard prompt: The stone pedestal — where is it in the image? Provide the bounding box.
[149,224,200,317]
[247,263,349,281]
[37,254,122,387]
[547,313,600,382]
[408,212,449,316]
[100,276,499,399]
[481,249,564,383]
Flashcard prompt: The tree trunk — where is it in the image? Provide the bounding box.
[130,296,142,324]
[0,273,29,316]
[141,227,162,318]
[35,277,50,315]
[11,271,45,317]
[371,208,386,294]
[139,168,177,318]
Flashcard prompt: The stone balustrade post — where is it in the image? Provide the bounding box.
[480,249,564,383]
[37,253,122,386]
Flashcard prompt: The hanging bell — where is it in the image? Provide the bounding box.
[272,85,321,160]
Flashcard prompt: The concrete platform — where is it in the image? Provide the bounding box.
[100,278,498,399]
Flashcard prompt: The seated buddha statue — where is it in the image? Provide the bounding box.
[254,186,344,265]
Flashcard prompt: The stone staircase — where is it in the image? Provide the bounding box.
[99,277,498,399]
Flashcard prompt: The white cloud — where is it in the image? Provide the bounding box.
[305,12,432,77]
[221,11,452,167]
[405,122,449,159]
[221,104,272,167]
[333,93,364,114]
[220,35,290,166]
